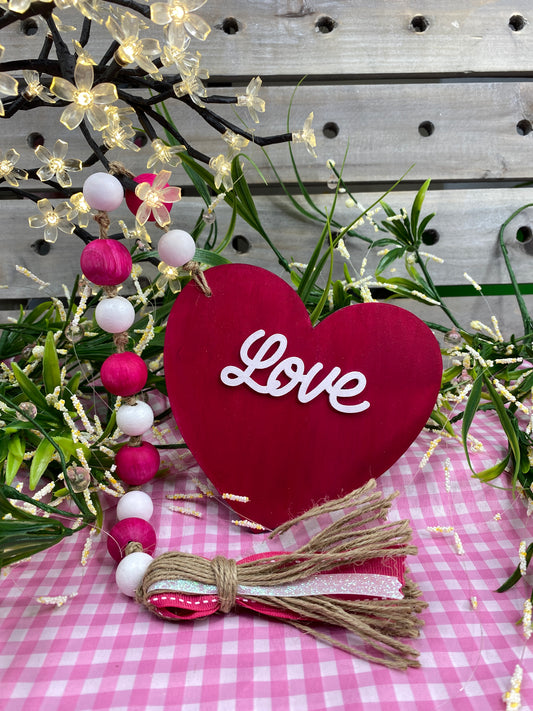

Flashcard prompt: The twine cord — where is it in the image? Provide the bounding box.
[94,211,111,239]
[135,480,427,670]
[182,260,212,297]
[210,556,238,613]
[109,161,136,180]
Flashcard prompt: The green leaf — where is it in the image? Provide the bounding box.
[417,212,435,237]
[496,542,533,592]
[214,198,238,255]
[461,375,483,474]
[332,280,349,310]
[10,362,50,413]
[371,237,402,249]
[0,437,8,467]
[23,300,54,325]
[472,452,510,482]
[380,201,396,218]
[5,435,25,485]
[376,246,405,275]
[54,436,90,462]
[411,179,431,238]
[297,224,328,303]
[309,218,335,324]
[64,371,82,397]
[427,409,455,436]
[43,331,61,395]
[180,156,212,205]
[194,248,231,266]
[29,438,56,490]
[483,374,521,485]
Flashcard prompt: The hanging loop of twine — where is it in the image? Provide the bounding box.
[210,556,238,613]
[182,260,212,297]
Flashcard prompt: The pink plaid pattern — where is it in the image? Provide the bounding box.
[1,410,532,711]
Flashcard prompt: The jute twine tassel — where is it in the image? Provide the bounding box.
[137,479,427,670]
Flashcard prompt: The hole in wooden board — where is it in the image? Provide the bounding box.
[232,235,251,254]
[516,119,533,136]
[410,16,430,32]
[323,122,339,139]
[418,121,435,137]
[31,239,51,255]
[509,14,527,31]
[315,16,337,33]
[516,225,533,243]
[27,132,45,148]
[133,132,148,148]
[221,17,240,34]
[21,18,39,35]
[421,229,440,245]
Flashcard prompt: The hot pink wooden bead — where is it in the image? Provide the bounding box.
[125,173,173,221]
[115,441,160,486]
[100,352,148,396]
[107,517,156,562]
[80,239,132,286]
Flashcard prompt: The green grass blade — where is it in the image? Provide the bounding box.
[461,375,483,474]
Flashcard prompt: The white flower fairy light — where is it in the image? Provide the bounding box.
[236,76,266,123]
[50,60,118,130]
[147,139,186,171]
[22,69,56,103]
[0,67,18,116]
[292,112,317,157]
[134,169,182,226]
[28,199,75,243]
[150,0,211,42]
[106,11,161,75]
[35,139,82,188]
[209,154,233,191]
[0,148,28,186]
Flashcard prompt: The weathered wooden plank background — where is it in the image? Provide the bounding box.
[1,0,533,335]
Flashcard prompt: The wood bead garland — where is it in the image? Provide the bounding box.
[79,173,159,493]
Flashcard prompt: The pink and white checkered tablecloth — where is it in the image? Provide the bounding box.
[1,410,532,711]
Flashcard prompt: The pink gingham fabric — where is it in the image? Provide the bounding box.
[1,410,532,711]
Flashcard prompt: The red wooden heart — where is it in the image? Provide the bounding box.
[164,264,442,528]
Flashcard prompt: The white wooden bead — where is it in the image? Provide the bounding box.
[117,490,154,522]
[115,551,153,597]
[95,296,135,333]
[83,172,124,212]
[158,229,196,267]
[116,401,154,436]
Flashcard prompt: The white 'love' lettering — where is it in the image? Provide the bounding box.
[220,329,370,414]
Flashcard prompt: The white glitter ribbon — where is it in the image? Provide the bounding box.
[148,573,403,600]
